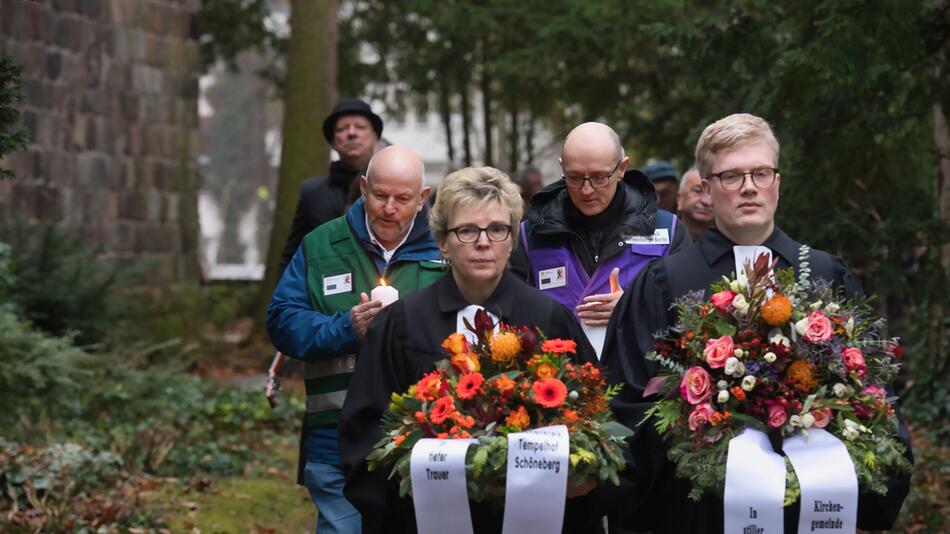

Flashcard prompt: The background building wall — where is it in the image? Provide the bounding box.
[0,0,201,282]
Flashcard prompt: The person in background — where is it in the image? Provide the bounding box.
[278,98,383,272]
[514,165,545,209]
[510,122,688,361]
[676,166,714,240]
[268,146,443,534]
[643,159,679,212]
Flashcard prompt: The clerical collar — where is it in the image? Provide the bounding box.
[365,214,414,264]
[564,183,626,230]
[699,227,799,268]
[437,270,517,317]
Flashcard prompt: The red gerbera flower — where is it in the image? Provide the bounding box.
[429,396,456,424]
[541,339,577,354]
[533,378,568,408]
[456,372,485,400]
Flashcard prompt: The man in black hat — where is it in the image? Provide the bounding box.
[278,97,384,271]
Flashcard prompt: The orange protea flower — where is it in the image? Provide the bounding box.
[506,405,531,429]
[414,371,445,401]
[533,378,568,408]
[414,411,427,423]
[562,409,579,424]
[456,372,485,400]
[429,396,456,424]
[541,339,576,354]
[491,331,522,362]
[535,361,557,379]
[393,433,407,446]
[451,351,481,374]
[761,294,793,326]
[785,359,818,392]
[442,332,468,355]
[730,386,746,401]
[493,374,516,393]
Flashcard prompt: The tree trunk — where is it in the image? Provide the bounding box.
[525,110,536,166]
[256,0,337,330]
[439,82,455,164]
[508,97,519,172]
[461,85,472,166]
[479,45,493,166]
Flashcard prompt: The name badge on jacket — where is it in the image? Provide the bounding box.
[538,266,567,290]
[323,273,352,295]
[625,228,670,245]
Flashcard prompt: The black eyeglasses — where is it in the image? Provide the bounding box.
[562,159,623,189]
[446,224,512,243]
[706,167,778,190]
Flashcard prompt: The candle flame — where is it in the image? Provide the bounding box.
[379,277,387,286]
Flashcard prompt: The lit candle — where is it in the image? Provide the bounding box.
[370,278,399,307]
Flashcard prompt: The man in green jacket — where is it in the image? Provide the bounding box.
[267,146,443,533]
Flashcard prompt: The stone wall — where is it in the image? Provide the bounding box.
[0,0,201,282]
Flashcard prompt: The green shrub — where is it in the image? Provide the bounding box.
[0,222,141,347]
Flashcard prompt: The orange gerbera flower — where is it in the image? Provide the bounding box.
[541,339,577,354]
[429,396,456,424]
[456,372,485,400]
[451,351,481,374]
[491,331,522,362]
[786,359,818,392]
[535,362,557,379]
[533,378,568,408]
[761,294,793,326]
[493,374,516,393]
[506,405,531,429]
[442,332,468,355]
[414,371,445,401]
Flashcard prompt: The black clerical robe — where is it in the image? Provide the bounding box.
[339,271,602,534]
[602,227,914,534]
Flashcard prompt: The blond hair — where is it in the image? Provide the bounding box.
[695,113,779,179]
[429,166,523,243]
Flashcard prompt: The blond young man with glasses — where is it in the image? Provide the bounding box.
[602,113,913,533]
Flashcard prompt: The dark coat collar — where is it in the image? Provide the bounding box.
[526,170,657,238]
[437,270,519,317]
[699,226,800,267]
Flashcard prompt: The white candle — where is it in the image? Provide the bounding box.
[371,279,399,307]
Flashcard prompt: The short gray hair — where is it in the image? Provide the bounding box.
[429,167,523,243]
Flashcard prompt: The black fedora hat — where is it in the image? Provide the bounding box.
[322,98,384,144]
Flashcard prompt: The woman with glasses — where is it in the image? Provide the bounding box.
[339,166,601,534]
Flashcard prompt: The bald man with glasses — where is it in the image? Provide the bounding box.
[510,122,689,355]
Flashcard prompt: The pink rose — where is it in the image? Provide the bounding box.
[842,347,867,377]
[680,366,713,405]
[811,408,832,429]
[767,404,788,428]
[862,385,886,400]
[688,402,717,431]
[710,290,736,312]
[803,311,834,343]
[703,335,735,369]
